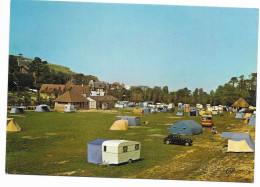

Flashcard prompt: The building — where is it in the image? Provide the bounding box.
[90,95,118,109]
[39,84,66,100]
[232,98,250,111]
[54,90,89,111]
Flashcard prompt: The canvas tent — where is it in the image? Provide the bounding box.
[221,132,255,152]
[87,139,108,164]
[6,118,21,132]
[116,116,140,126]
[169,120,203,135]
[248,117,256,126]
[235,112,245,119]
[243,113,252,119]
[188,109,199,116]
[110,120,129,130]
[176,112,184,116]
[143,108,151,114]
[35,104,51,112]
[10,107,25,114]
[133,108,143,114]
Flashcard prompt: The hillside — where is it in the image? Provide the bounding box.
[47,63,76,75]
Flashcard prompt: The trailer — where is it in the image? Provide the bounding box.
[102,140,141,164]
[201,113,213,127]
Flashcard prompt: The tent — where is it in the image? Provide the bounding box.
[169,120,203,135]
[178,105,185,110]
[110,120,129,130]
[116,116,140,126]
[10,107,25,114]
[221,132,255,152]
[243,113,252,119]
[176,112,184,116]
[235,112,245,119]
[188,109,199,116]
[143,108,151,114]
[6,118,21,132]
[248,117,256,126]
[35,104,51,112]
[133,108,143,114]
[87,139,108,164]
[199,110,206,116]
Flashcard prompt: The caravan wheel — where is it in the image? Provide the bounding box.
[128,159,133,163]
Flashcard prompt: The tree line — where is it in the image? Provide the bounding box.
[107,73,257,107]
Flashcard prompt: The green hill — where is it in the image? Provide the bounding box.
[47,63,76,74]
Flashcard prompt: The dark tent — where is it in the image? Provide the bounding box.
[10,107,25,114]
[87,139,108,164]
[170,120,203,135]
[188,109,199,116]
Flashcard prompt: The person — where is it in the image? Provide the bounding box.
[212,127,217,134]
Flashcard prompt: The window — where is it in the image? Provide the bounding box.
[135,144,139,150]
[123,146,128,153]
[104,146,107,152]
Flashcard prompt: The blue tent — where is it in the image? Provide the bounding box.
[87,139,108,164]
[143,108,151,114]
[235,112,245,119]
[178,105,185,110]
[116,116,140,126]
[188,109,199,116]
[221,132,255,152]
[176,112,184,116]
[169,120,203,135]
[248,117,256,126]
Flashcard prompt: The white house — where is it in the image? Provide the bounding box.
[87,97,97,109]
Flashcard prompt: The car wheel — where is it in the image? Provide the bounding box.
[185,142,189,146]
[166,140,170,145]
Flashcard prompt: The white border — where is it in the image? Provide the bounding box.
[0,1,259,187]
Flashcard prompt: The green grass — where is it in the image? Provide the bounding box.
[6,110,255,182]
[47,63,76,74]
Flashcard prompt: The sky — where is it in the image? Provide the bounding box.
[9,0,259,92]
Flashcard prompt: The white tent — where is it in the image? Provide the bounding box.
[35,104,51,112]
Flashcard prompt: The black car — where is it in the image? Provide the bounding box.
[163,133,193,146]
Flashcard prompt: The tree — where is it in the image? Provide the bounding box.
[229,77,238,86]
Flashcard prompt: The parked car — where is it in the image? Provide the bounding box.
[163,133,193,146]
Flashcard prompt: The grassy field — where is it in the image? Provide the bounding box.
[47,63,76,74]
[6,109,255,182]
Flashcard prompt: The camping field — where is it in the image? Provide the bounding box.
[5,109,255,182]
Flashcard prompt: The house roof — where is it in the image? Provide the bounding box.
[40,84,65,93]
[54,90,89,103]
[90,95,118,102]
[232,98,249,108]
[94,82,106,89]
[70,85,90,95]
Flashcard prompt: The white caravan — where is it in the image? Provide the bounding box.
[102,140,141,165]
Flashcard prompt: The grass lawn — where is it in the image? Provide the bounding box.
[6,109,255,182]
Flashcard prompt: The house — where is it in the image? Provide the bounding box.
[87,97,97,109]
[221,132,255,152]
[39,84,66,100]
[17,59,31,74]
[169,120,203,135]
[232,98,250,111]
[54,90,89,111]
[90,95,118,109]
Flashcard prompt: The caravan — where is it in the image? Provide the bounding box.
[102,140,141,164]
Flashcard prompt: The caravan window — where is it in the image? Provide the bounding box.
[104,146,107,152]
[135,144,139,150]
[123,146,128,153]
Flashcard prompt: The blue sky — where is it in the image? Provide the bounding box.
[9,0,259,92]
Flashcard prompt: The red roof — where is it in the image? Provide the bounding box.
[40,84,65,93]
